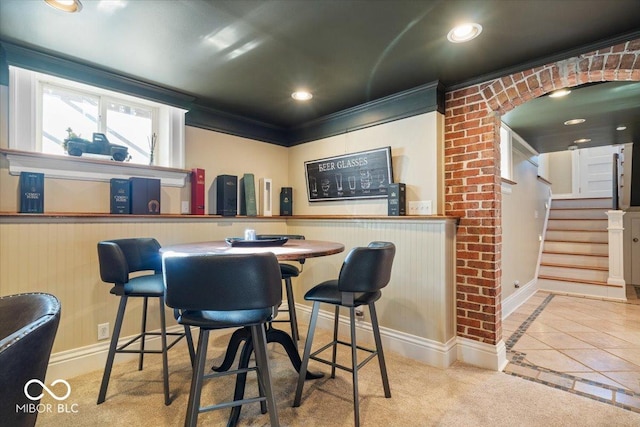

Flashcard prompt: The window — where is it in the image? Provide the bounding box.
[41,83,156,165]
[500,124,512,180]
[41,84,100,156]
[500,123,539,186]
[8,66,187,184]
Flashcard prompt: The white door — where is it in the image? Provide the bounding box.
[577,145,620,198]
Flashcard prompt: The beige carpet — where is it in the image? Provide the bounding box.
[37,327,640,426]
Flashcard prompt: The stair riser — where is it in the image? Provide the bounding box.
[543,241,608,255]
[540,253,608,268]
[537,279,624,299]
[551,198,613,209]
[547,219,608,231]
[545,230,608,243]
[538,265,609,282]
[549,209,609,220]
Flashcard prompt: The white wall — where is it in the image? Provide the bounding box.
[501,148,550,304]
[288,112,444,215]
[185,127,289,215]
[544,150,574,195]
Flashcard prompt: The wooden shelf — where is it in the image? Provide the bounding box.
[0,212,457,222]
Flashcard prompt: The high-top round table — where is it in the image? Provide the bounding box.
[162,238,344,260]
[161,238,344,425]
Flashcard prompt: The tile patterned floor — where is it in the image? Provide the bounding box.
[503,289,640,413]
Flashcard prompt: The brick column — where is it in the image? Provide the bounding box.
[445,88,502,344]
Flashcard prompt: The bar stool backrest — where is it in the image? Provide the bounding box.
[338,241,395,293]
[98,238,162,285]
[163,252,282,312]
[0,293,61,427]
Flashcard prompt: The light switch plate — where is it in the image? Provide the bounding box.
[409,200,432,215]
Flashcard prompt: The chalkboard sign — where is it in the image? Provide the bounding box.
[305,146,393,202]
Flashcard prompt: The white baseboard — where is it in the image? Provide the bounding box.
[47,305,509,382]
[456,337,508,371]
[45,325,187,383]
[502,278,538,320]
[297,305,467,370]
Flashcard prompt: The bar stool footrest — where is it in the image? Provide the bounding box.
[309,339,379,373]
[115,331,187,354]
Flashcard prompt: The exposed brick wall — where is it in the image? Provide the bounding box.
[445,38,640,346]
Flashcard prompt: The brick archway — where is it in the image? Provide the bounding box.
[444,39,640,347]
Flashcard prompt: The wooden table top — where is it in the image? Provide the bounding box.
[161,239,345,261]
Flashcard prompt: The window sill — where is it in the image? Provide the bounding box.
[0,149,189,187]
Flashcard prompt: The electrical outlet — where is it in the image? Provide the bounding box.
[181,201,190,214]
[355,308,364,320]
[98,323,110,340]
[408,200,432,215]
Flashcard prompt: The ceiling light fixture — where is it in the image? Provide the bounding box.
[549,89,571,98]
[574,138,591,144]
[564,118,585,126]
[44,0,83,13]
[617,125,627,131]
[291,91,313,101]
[447,23,482,43]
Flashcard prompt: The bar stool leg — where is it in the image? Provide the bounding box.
[184,325,196,367]
[251,324,279,427]
[293,302,320,407]
[369,303,391,397]
[349,307,360,427]
[139,297,149,371]
[159,296,171,406]
[331,305,340,378]
[284,277,299,341]
[97,296,128,404]
[185,329,209,427]
[174,308,196,367]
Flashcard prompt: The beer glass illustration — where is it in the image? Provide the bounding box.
[348,175,356,191]
[310,176,317,193]
[360,170,371,189]
[376,170,386,188]
[321,178,330,193]
[335,173,343,191]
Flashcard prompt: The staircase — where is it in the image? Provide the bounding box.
[538,197,614,297]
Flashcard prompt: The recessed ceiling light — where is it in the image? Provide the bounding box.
[617,125,627,131]
[564,118,585,126]
[447,23,482,43]
[44,0,83,12]
[549,89,571,98]
[291,91,313,101]
[574,138,591,144]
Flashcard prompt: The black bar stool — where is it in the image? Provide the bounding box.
[258,234,305,341]
[96,238,195,406]
[163,251,283,427]
[293,241,396,427]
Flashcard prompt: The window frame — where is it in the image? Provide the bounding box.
[7,66,188,186]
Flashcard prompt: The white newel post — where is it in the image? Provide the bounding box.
[606,210,625,287]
